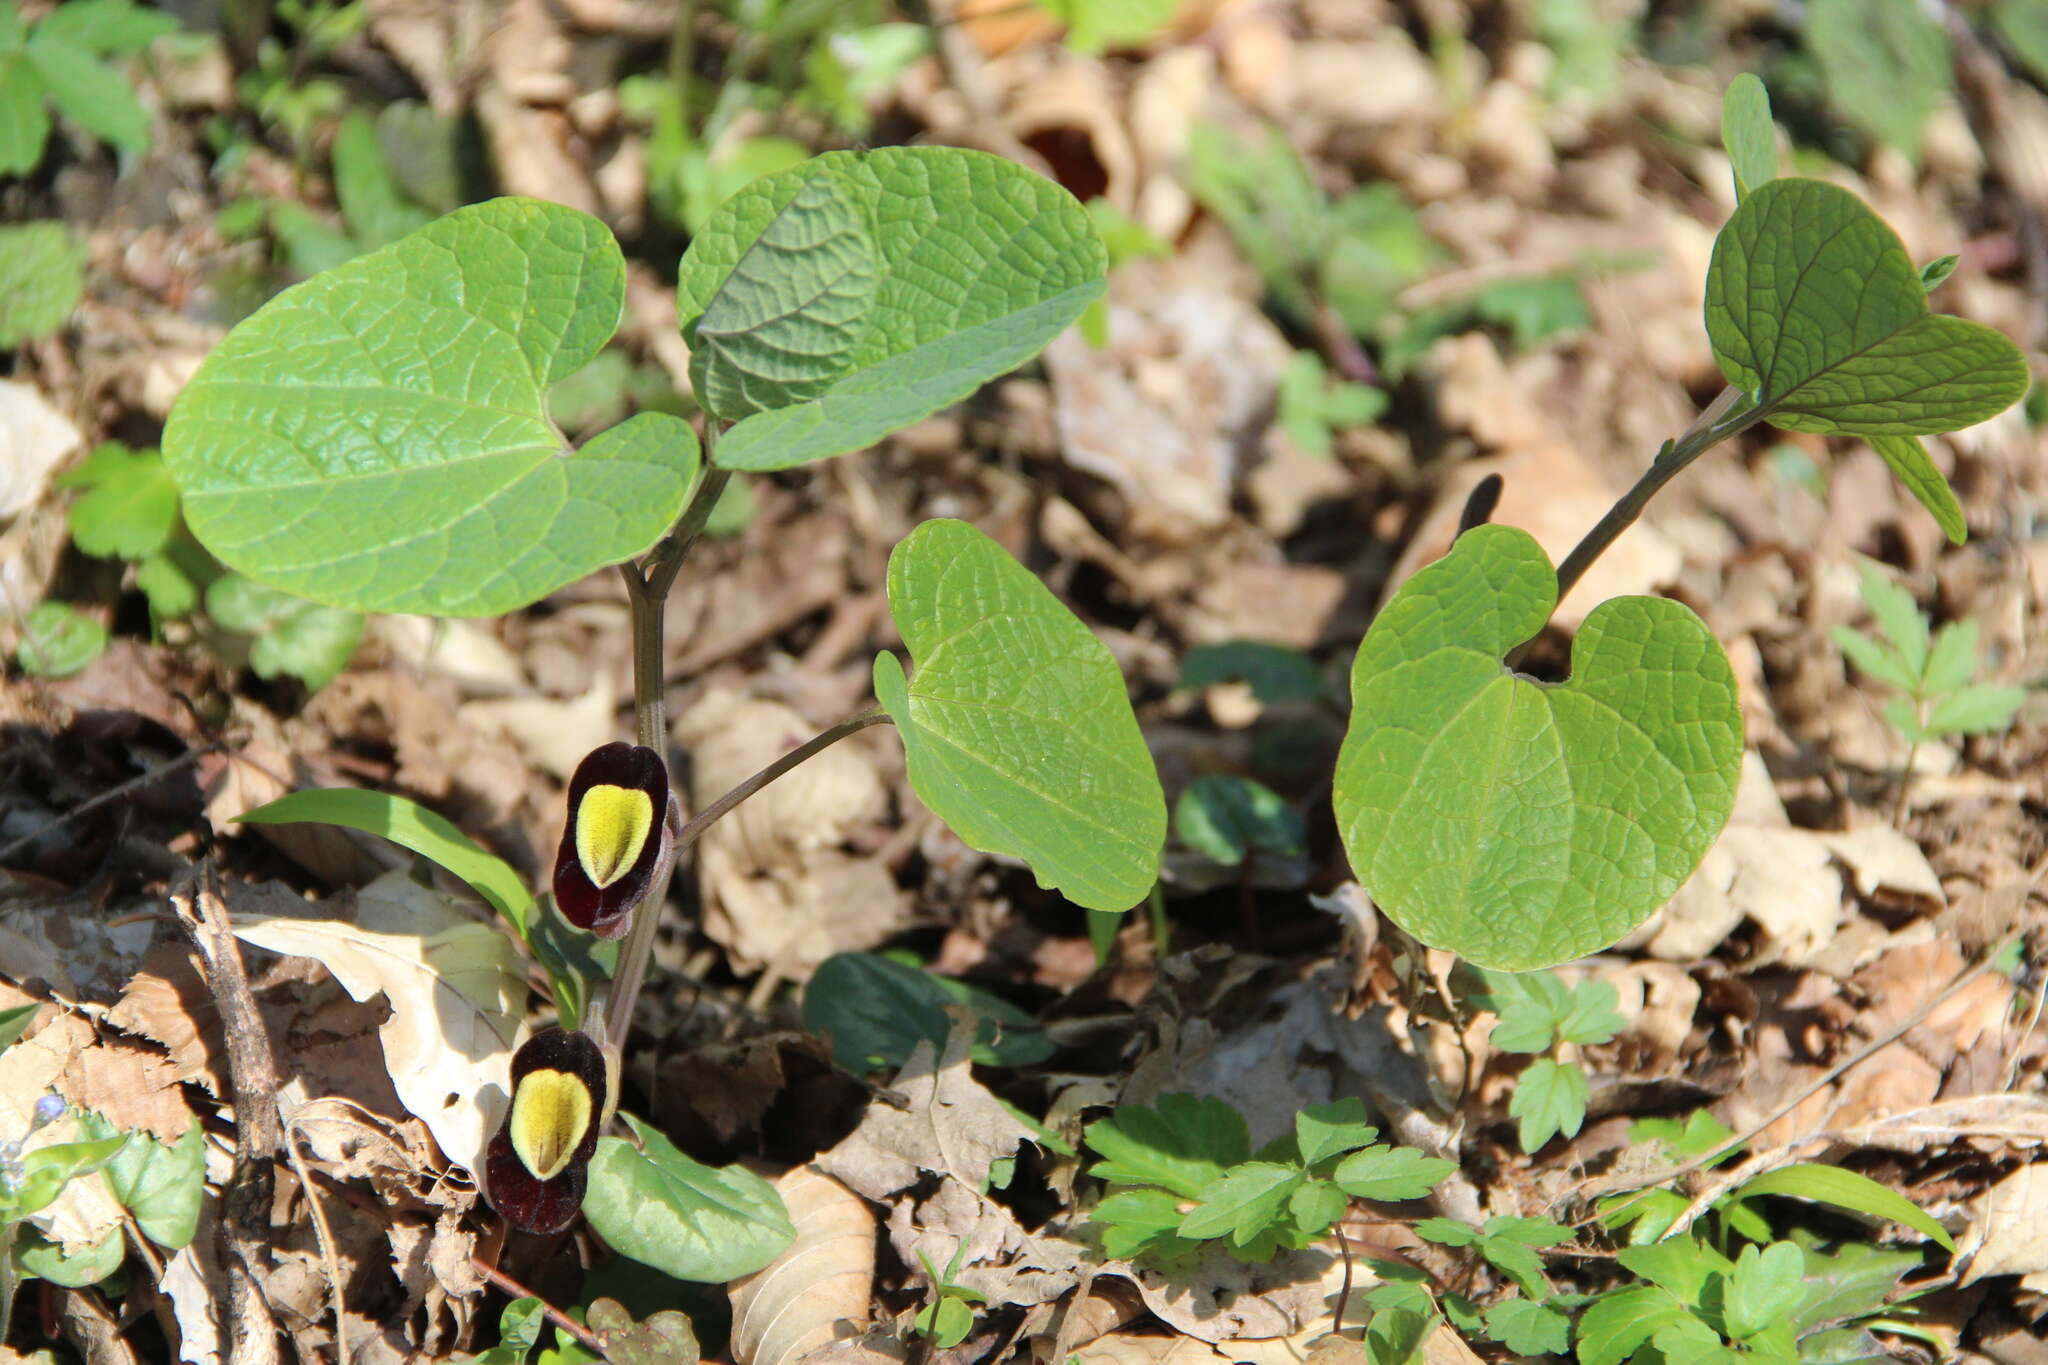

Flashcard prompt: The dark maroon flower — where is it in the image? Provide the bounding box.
[485,1027,607,1235]
[552,742,674,939]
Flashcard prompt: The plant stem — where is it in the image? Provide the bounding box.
[595,427,729,1054]
[470,1257,606,1353]
[1500,387,1757,672]
[1550,385,1755,611]
[599,710,893,1048]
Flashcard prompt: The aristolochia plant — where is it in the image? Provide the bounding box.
[155,75,2027,1274]
[1331,74,2027,968]
[163,144,1164,1268]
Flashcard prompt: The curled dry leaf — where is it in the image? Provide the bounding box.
[229,870,524,1174]
[815,1019,1033,1200]
[1959,1161,2048,1287]
[729,1165,876,1365]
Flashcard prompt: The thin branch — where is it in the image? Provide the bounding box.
[0,744,217,867]
[470,1257,607,1354]
[1579,936,2017,1203]
[598,710,893,1048]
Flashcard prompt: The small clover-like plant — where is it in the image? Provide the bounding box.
[1459,967,1625,1153]
[1276,350,1387,458]
[0,221,84,348]
[1083,1095,1452,1269]
[0,0,176,175]
[1331,75,2026,970]
[1832,555,2025,814]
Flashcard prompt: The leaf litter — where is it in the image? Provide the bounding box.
[2,0,2047,1360]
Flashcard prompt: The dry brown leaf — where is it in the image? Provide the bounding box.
[161,1235,224,1365]
[730,1165,877,1365]
[458,679,617,783]
[887,1178,1087,1310]
[0,378,80,519]
[230,871,524,1173]
[56,1036,194,1145]
[1960,1161,2048,1286]
[0,1012,127,1252]
[816,1020,1033,1200]
[1044,255,1291,541]
[107,941,226,1096]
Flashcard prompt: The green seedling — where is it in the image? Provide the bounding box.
[1276,350,1388,457]
[1084,1095,1452,1269]
[0,0,176,175]
[230,0,361,154]
[0,221,84,347]
[1832,555,2026,815]
[13,602,107,679]
[54,442,357,687]
[915,1244,987,1350]
[1458,967,1625,1153]
[1036,0,1177,54]
[1377,270,1596,380]
[1187,121,1440,350]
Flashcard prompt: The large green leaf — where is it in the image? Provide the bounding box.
[1705,179,2027,436]
[1333,526,1743,969]
[876,518,1165,912]
[582,1114,794,1283]
[83,1112,204,1250]
[801,951,1053,1074]
[163,198,700,616]
[677,147,1104,470]
[235,787,534,937]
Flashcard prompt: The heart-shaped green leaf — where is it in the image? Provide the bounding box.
[163,198,700,616]
[678,147,1105,470]
[582,1114,794,1282]
[876,518,1165,912]
[1706,179,2027,436]
[1333,526,1743,969]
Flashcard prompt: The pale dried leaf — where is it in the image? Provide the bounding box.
[730,1166,876,1365]
[230,871,524,1173]
[0,379,81,518]
[1961,1162,2048,1286]
[815,1020,1032,1200]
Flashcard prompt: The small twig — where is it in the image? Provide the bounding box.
[470,1257,608,1354]
[1580,936,2018,1202]
[0,744,217,866]
[1331,1221,1359,1340]
[283,1124,350,1365]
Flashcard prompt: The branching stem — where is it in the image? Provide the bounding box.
[1505,385,1759,670]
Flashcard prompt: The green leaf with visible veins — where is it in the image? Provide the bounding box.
[0,220,82,346]
[24,31,148,150]
[678,147,1104,470]
[1705,179,2027,436]
[582,1114,794,1283]
[163,199,700,616]
[879,519,1165,912]
[1178,1163,1302,1245]
[1511,1057,1590,1152]
[1721,73,1775,201]
[1333,525,1743,968]
[1084,1094,1249,1198]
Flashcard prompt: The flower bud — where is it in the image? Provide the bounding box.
[484,1027,607,1235]
[551,742,676,939]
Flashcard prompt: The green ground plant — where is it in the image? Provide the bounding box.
[125,64,2024,1346]
[1831,554,2028,813]
[0,220,84,348]
[1458,967,1626,1153]
[0,0,175,174]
